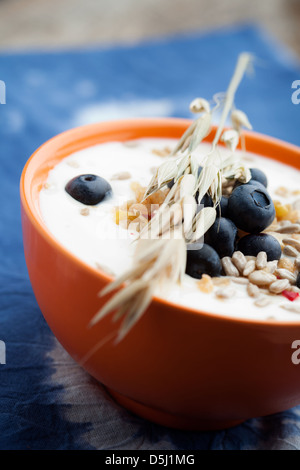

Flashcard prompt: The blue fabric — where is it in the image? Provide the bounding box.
[0,25,300,450]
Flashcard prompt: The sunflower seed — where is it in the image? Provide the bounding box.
[264,260,278,274]
[231,277,249,285]
[283,245,299,257]
[254,296,272,308]
[247,282,260,298]
[269,279,290,294]
[215,287,236,299]
[111,171,131,180]
[221,257,240,277]
[275,268,297,284]
[282,238,300,252]
[231,251,247,273]
[243,260,256,277]
[280,303,300,314]
[275,224,300,234]
[248,271,277,286]
[256,251,267,270]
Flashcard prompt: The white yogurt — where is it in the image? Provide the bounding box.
[39,138,300,322]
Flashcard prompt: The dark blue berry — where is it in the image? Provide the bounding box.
[228,184,275,233]
[186,243,222,279]
[245,180,266,190]
[200,193,213,207]
[167,178,175,189]
[196,193,214,214]
[237,233,282,261]
[249,168,268,188]
[205,217,238,258]
[65,174,112,205]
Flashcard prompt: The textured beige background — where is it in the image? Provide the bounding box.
[0,0,299,57]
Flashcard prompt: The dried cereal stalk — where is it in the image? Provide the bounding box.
[91,53,254,340]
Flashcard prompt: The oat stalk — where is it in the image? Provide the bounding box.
[91,52,254,341]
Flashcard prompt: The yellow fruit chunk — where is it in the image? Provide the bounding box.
[274,200,290,220]
[197,274,214,293]
[278,257,295,273]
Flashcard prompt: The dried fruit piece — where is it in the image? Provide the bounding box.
[197,274,214,293]
[274,201,290,220]
[282,290,300,301]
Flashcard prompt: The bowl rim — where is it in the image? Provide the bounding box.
[20,117,300,328]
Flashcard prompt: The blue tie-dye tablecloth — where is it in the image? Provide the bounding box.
[1,25,300,450]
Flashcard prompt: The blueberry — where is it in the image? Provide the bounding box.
[186,243,222,279]
[197,166,203,177]
[200,193,213,207]
[245,180,266,190]
[167,178,175,189]
[228,184,275,233]
[297,273,300,289]
[65,174,112,205]
[249,168,268,188]
[237,233,282,261]
[205,217,238,258]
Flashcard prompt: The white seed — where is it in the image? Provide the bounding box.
[248,271,277,286]
[254,296,272,308]
[275,268,297,285]
[283,245,299,257]
[256,251,267,270]
[275,224,300,234]
[111,171,132,180]
[231,277,249,285]
[221,257,240,277]
[231,251,247,273]
[247,282,260,298]
[215,287,236,299]
[280,303,300,314]
[243,260,256,277]
[264,260,278,274]
[269,279,290,294]
[282,238,300,252]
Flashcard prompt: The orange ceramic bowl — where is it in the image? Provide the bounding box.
[20,118,300,431]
